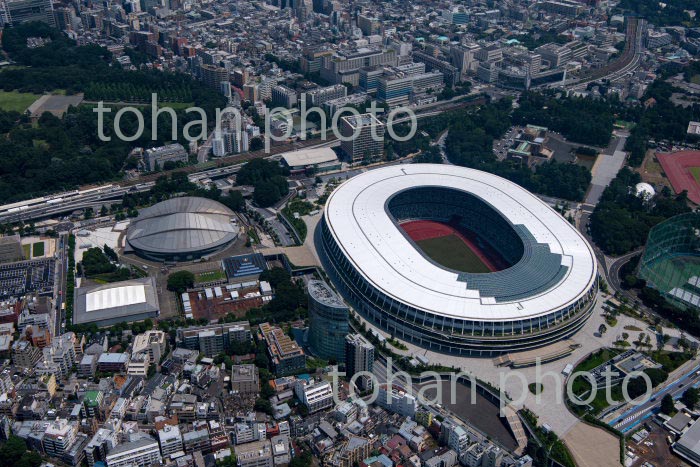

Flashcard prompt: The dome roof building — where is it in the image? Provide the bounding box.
[126,197,238,261]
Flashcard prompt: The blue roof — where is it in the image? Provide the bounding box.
[223,253,267,279]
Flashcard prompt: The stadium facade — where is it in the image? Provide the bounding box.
[316,164,598,356]
[125,197,239,262]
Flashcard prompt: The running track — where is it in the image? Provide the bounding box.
[657,150,700,205]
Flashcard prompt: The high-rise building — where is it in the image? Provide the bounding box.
[157,425,183,458]
[345,333,374,391]
[43,419,78,458]
[340,113,385,163]
[200,64,229,92]
[258,323,306,375]
[294,379,334,413]
[131,330,166,364]
[84,428,118,467]
[271,85,298,108]
[4,0,55,27]
[308,280,349,363]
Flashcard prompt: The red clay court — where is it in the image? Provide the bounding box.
[400,220,503,273]
[657,150,700,205]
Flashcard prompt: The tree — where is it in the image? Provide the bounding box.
[598,324,607,336]
[661,393,675,415]
[682,387,700,410]
[167,270,195,293]
[80,247,117,276]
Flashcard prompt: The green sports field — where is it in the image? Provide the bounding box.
[690,166,700,184]
[0,90,40,113]
[416,235,492,273]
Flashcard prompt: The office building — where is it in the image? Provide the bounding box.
[39,332,77,379]
[182,429,210,454]
[233,422,266,445]
[157,425,183,458]
[258,323,306,376]
[376,384,417,418]
[231,364,260,396]
[127,352,149,376]
[321,48,397,86]
[345,333,374,391]
[97,353,130,373]
[271,435,291,466]
[308,280,349,363]
[12,340,41,368]
[177,322,252,357]
[377,67,444,107]
[235,439,273,467]
[105,437,161,467]
[339,113,385,163]
[84,428,118,467]
[83,390,104,418]
[43,419,78,458]
[4,0,55,26]
[305,84,347,107]
[132,330,166,363]
[271,85,298,108]
[294,379,334,413]
[143,144,188,172]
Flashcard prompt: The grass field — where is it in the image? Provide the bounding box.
[416,234,491,273]
[195,270,227,283]
[22,244,30,259]
[32,242,45,257]
[0,90,40,113]
[690,166,700,184]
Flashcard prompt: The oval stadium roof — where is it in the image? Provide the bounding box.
[322,164,597,322]
[127,197,237,256]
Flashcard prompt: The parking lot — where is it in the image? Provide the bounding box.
[0,258,56,299]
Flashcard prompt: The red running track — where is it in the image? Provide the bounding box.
[657,150,700,205]
[399,220,498,272]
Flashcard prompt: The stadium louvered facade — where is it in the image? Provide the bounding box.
[316,164,598,356]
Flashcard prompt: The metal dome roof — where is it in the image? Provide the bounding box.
[126,197,237,256]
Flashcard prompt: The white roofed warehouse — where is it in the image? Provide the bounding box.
[74,277,159,327]
[316,164,598,356]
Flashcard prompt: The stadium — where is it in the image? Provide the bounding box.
[638,212,700,309]
[125,197,239,262]
[316,164,598,356]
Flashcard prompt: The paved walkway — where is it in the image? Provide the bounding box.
[354,292,648,436]
[585,133,628,205]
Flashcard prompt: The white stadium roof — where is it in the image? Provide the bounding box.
[323,164,597,322]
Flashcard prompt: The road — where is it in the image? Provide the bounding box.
[610,362,700,433]
[54,233,69,336]
[563,18,645,91]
